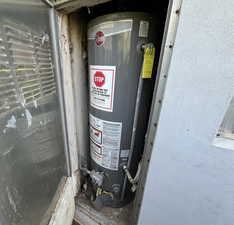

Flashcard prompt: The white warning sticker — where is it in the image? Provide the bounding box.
[139,20,149,38]
[89,65,116,112]
[90,114,122,171]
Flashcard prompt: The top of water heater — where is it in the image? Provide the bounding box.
[88,11,155,28]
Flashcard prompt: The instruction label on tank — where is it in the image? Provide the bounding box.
[139,20,149,38]
[90,114,122,171]
[90,65,116,112]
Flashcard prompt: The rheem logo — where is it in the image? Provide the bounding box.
[94,71,105,87]
[95,31,105,46]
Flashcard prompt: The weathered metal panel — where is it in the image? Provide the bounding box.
[138,0,234,224]
[133,0,183,223]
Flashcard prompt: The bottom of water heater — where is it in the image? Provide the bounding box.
[83,177,135,210]
[92,191,134,209]
[74,192,133,225]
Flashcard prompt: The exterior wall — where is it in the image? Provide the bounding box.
[138,0,234,225]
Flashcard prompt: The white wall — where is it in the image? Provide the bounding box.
[69,13,89,168]
[138,0,234,224]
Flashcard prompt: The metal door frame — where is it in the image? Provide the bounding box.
[43,0,184,224]
[49,7,73,176]
[133,0,183,224]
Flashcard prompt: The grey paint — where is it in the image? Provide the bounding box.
[88,12,158,207]
[138,0,234,225]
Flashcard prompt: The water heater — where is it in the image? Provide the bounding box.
[87,12,158,208]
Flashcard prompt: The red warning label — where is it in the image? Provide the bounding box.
[90,125,102,145]
[90,65,116,112]
[94,71,105,87]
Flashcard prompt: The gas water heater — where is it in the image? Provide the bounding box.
[87,12,158,208]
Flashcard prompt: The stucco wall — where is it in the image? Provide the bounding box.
[138,0,234,224]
